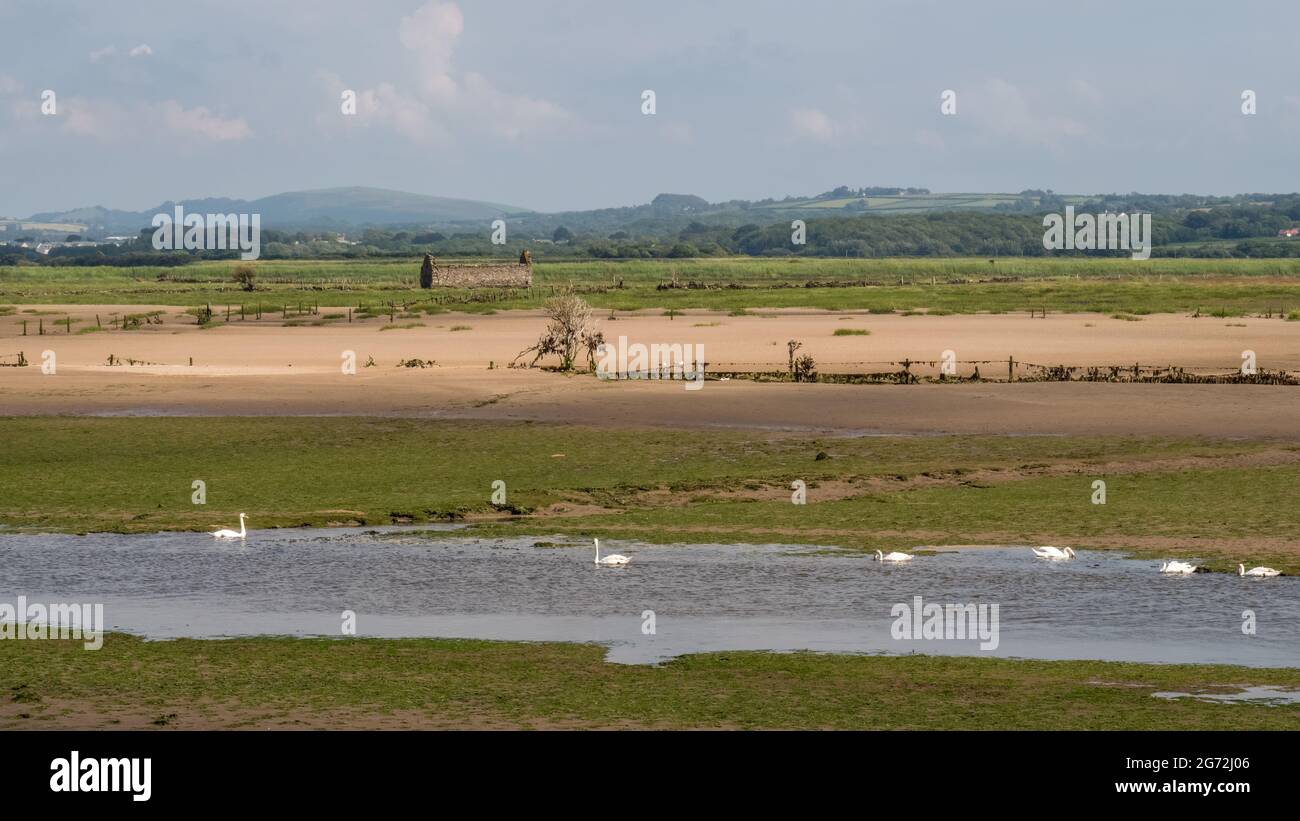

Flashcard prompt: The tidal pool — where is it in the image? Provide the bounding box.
[1,528,1297,666]
[1153,686,1300,706]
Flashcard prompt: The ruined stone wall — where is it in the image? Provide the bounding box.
[428,263,533,288]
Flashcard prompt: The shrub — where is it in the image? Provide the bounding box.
[233,264,257,292]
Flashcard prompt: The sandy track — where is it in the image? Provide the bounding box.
[2,306,1298,437]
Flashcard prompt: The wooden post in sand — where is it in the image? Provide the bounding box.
[1008,356,1014,382]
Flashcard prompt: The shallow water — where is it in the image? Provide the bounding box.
[1153,686,1300,706]
[1,528,1298,666]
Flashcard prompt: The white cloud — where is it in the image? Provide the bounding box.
[399,1,463,102]
[966,78,1088,148]
[27,97,250,142]
[357,82,447,143]
[461,72,569,140]
[0,74,20,96]
[789,108,836,142]
[59,98,132,138]
[335,1,571,143]
[89,43,153,63]
[159,102,251,141]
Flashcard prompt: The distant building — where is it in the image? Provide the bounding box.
[421,256,533,289]
[1279,228,1299,238]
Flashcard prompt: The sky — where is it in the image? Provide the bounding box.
[1,0,1298,217]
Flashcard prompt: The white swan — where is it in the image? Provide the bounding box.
[1159,560,1198,575]
[212,513,247,540]
[1239,563,1280,578]
[874,550,913,563]
[594,538,629,567]
[1031,546,1075,560]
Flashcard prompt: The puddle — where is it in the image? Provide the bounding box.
[1153,686,1300,706]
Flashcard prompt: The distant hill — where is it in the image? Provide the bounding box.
[26,187,533,233]
[21,184,1294,242]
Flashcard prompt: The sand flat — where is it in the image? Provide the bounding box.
[4,305,1299,371]
[2,307,1297,438]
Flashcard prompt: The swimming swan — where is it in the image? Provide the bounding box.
[1159,560,1198,575]
[1031,546,1075,560]
[874,550,913,562]
[594,538,630,566]
[1239,563,1280,577]
[212,513,246,540]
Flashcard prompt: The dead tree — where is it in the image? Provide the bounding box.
[513,292,596,371]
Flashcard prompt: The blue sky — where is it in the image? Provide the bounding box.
[1,0,1297,216]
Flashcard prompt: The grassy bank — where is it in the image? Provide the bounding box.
[1,417,1297,572]
[4,256,1300,315]
[2,634,1298,729]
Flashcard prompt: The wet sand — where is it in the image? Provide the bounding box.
[2,306,1297,437]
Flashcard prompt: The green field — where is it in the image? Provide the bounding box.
[3,256,1300,315]
[3,634,1298,729]
[4,417,1298,730]
[2,417,1297,573]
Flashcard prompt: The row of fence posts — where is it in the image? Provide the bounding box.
[897,356,1018,381]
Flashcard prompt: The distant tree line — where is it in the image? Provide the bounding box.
[4,192,1300,266]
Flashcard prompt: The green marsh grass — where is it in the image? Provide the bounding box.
[1,417,1296,573]
[3,634,1298,729]
[7,256,1299,315]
